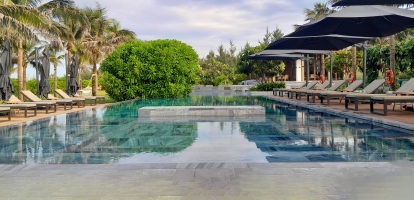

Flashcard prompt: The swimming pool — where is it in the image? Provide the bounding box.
[1,96,414,164]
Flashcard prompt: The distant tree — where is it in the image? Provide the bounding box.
[228,40,237,68]
[270,26,284,42]
[258,26,272,46]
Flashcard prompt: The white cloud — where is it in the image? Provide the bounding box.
[242,0,292,10]
[74,0,315,58]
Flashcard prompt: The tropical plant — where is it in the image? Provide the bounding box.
[250,82,285,91]
[324,49,363,80]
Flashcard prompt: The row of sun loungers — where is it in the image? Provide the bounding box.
[273,78,414,116]
[0,90,106,121]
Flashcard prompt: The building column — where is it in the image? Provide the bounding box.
[296,59,302,82]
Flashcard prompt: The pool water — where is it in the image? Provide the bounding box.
[1,96,414,164]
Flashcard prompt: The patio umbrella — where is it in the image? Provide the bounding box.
[333,0,414,6]
[0,39,14,101]
[247,53,304,61]
[67,54,79,96]
[37,49,51,99]
[258,49,332,55]
[265,35,370,51]
[258,50,337,87]
[288,5,414,38]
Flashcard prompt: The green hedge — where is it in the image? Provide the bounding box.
[250,82,285,91]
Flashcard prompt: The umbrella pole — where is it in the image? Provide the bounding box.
[330,52,334,87]
[363,41,367,88]
[35,48,39,97]
[65,53,68,94]
[306,54,309,87]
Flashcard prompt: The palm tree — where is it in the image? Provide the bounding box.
[48,47,64,96]
[303,2,333,22]
[72,41,92,89]
[82,3,135,96]
[1,1,69,100]
[38,0,90,81]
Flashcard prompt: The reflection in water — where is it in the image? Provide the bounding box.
[0,96,413,164]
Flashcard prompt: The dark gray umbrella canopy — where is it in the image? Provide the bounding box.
[247,53,304,61]
[265,35,370,51]
[67,54,79,96]
[0,39,14,101]
[288,5,414,37]
[38,49,51,99]
[258,49,332,55]
[333,0,414,6]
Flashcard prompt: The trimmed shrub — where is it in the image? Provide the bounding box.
[100,39,199,101]
[250,82,285,91]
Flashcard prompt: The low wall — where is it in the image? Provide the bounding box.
[192,85,254,91]
[138,106,265,117]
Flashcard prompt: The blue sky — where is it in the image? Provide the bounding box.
[18,0,320,79]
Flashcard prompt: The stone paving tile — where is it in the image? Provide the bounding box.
[1,162,414,199]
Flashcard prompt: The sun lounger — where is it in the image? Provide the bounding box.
[76,89,105,104]
[0,104,37,118]
[345,78,414,110]
[0,107,11,121]
[306,80,347,103]
[370,96,414,116]
[273,82,306,97]
[47,94,86,107]
[293,81,330,100]
[21,90,74,110]
[5,95,57,114]
[320,79,383,105]
[287,82,318,99]
[55,89,97,106]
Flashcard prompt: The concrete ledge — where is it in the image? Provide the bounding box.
[247,91,274,96]
[138,115,266,123]
[192,85,253,92]
[138,106,265,117]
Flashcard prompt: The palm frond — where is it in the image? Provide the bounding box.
[39,1,90,27]
[0,13,39,41]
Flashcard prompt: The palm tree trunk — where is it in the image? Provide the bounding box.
[313,55,317,81]
[352,46,356,77]
[67,42,73,92]
[321,54,325,77]
[23,65,27,90]
[18,40,24,101]
[390,34,396,91]
[54,64,57,97]
[92,61,97,96]
[78,63,82,90]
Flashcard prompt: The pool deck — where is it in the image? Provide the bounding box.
[1,162,414,199]
[0,104,105,127]
[263,94,414,130]
[1,97,414,199]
